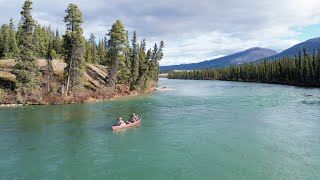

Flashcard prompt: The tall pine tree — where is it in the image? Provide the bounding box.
[13,0,39,98]
[0,25,10,58]
[8,18,19,58]
[63,4,85,94]
[89,33,99,64]
[106,20,128,89]
[130,31,139,89]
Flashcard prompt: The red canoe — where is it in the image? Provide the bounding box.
[112,119,142,130]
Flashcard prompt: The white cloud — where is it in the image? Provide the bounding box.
[1,0,320,65]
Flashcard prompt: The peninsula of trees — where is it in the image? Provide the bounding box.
[168,48,320,87]
[0,0,164,105]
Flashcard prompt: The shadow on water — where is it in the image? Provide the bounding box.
[300,93,320,106]
[300,100,320,106]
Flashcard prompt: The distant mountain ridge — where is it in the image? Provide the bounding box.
[161,37,320,71]
[161,47,277,71]
[256,37,320,62]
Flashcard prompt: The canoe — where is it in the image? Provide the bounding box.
[112,119,141,130]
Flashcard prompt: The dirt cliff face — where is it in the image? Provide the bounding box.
[0,59,109,90]
[85,64,108,90]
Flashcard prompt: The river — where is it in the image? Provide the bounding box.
[1,79,320,179]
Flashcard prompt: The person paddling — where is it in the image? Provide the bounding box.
[116,117,125,126]
[129,113,139,123]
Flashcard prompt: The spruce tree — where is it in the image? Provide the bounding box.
[150,41,164,80]
[124,31,131,75]
[45,40,54,93]
[106,20,128,89]
[13,0,39,97]
[138,39,147,77]
[89,33,99,64]
[136,39,149,90]
[97,39,107,65]
[9,18,19,58]
[130,31,139,89]
[32,24,41,58]
[0,29,3,58]
[85,40,93,63]
[16,22,23,47]
[63,3,85,94]
[53,29,63,58]
[0,25,10,58]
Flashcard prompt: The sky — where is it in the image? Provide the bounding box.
[1,0,320,66]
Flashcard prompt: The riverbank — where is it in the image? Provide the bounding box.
[0,81,157,107]
[0,59,158,107]
[0,88,156,107]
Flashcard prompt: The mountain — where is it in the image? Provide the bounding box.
[161,37,320,71]
[257,37,320,61]
[160,47,277,71]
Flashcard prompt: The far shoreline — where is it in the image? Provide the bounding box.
[166,78,320,89]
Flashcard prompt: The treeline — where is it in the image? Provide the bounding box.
[168,48,320,87]
[0,0,163,103]
[0,20,110,63]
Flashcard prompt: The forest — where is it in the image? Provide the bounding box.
[0,0,164,104]
[168,48,320,87]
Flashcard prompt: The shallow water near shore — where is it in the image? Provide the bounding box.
[1,79,320,179]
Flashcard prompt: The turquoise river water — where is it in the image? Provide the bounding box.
[1,79,320,179]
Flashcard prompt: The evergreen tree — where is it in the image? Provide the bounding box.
[63,3,86,94]
[8,18,19,58]
[0,29,2,58]
[136,39,149,90]
[45,40,54,93]
[97,38,107,65]
[84,40,93,63]
[303,48,310,81]
[52,29,63,58]
[124,30,131,80]
[32,24,40,57]
[89,33,99,63]
[138,39,147,77]
[130,30,139,89]
[106,20,128,89]
[16,22,23,46]
[150,41,164,80]
[13,0,39,98]
[0,24,10,58]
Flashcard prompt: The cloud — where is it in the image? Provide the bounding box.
[1,0,320,65]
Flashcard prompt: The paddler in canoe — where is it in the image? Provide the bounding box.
[113,113,141,130]
[116,117,126,126]
[126,113,139,124]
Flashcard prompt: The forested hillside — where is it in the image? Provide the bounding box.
[168,48,320,87]
[0,0,164,105]
[256,37,320,61]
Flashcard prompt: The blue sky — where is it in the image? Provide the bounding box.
[290,24,320,41]
[1,0,320,65]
